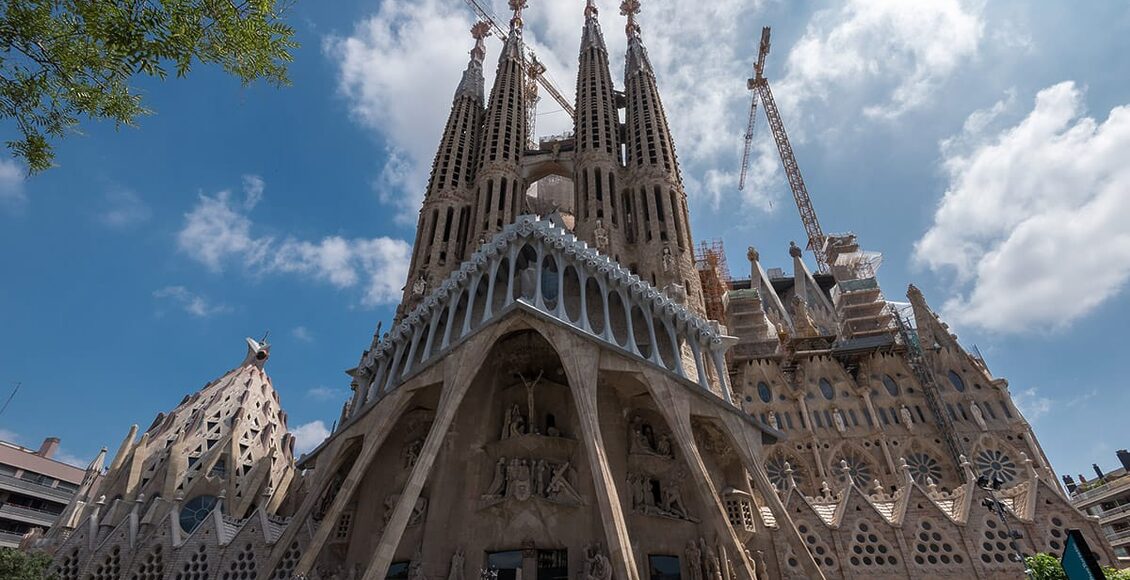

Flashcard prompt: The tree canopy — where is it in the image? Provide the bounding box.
[0,547,53,580]
[0,0,298,172]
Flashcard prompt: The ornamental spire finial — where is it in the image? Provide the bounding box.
[620,0,641,38]
[585,0,598,18]
[471,20,490,63]
[509,0,528,30]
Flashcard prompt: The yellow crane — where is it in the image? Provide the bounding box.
[739,27,830,273]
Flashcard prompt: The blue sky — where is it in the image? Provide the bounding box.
[1,0,1128,481]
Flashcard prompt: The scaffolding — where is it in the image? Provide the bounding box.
[695,239,732,323]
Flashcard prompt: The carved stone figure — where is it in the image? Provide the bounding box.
[533,459,548,496]
[654,433,673,458]
[703,540,722,580]
[791,295,819,337]
[629,416,651,454]
[545,461,582,503]
[593,219,609,251]
[507,458,532,501]
[900,405,915,431]
[661,246,674,272]
[412,273,428,296]
[661,482,688,519]
[403,438,424,468]
[584,542,613,580]
[832,408,846,433]
[503,403,526,439]
[483,458,506,499]
[766,411,779,431]
[971,400,987,430]
[518,263,538,299]
[685,541,703,580]
[448,549,465,580]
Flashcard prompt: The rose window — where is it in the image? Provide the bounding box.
[766,455,803,490]
[906,453,943,485]
[835,452,874,487]
[974,449,1017,485]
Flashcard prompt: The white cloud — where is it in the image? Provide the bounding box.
[177,177,411,307]
[153,286,232,318]
[54,450,90,468]
[242,175,265,210]
[305,386,341,401]
[291,326,314,342]
[916,82,1130,332]
[0,428,18,443]
[292,420,331,456]
[97,189,151,228]
[0,159,26,210]
[1011,387,1052,422]
[323,0,473,222]
[777,0,985,121]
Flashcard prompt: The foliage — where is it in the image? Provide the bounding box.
[1027,553,1067,580]
[1025,552,1130,580]
[0,547,54,580]
[0,0,298,172]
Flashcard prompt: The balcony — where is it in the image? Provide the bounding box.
[1108,528,1130,547]
[0,502,60,527]
[0,473,74,502]
[0,530,24,548]
[1072,476,1130,507]
[1100,503,1130,524]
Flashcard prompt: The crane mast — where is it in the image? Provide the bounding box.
[740,27,830,273]
[464,0,576,145]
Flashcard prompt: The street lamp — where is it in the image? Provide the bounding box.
[976,474,1033,579]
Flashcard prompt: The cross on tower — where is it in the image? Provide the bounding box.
[471,20,491,62]
[620,0,641,37]
[509,0,528,28]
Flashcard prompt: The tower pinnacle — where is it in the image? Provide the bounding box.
[509,0,528,30]
[620,0,641,37]
[471,20,490,64]
[585,0,598,18]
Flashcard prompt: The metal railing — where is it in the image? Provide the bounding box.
[0,473,73,501]
[1072,476,1130,505]
[1099,503,1130,523]
[0,530,25,547]
[1107,528,1130,546]
[0,503,60,525]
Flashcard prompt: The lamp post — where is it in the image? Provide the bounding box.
[977,474,1033,579]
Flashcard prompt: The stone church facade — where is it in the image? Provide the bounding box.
[33,1,1116,578]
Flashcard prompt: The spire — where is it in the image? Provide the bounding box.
[401,25,489,312]
[470,0,528,243]
[573,0,622,252]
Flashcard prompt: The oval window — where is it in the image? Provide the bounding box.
[179,495,217,533]
[882,375,900,397]
[819,378,835,400]
[758,382,772,403]
[947,371,966,392]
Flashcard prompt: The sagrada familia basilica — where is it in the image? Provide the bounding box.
[28,0,1117,578]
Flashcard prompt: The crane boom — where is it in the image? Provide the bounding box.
[464,0,576,119]
[755,78,828,271]
[740,27,829,272]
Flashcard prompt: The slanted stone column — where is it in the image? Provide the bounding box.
[558,332,640,580]
[360,326,501,580]
[644,370,758,580]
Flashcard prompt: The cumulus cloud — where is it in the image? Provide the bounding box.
[291,326,314,342]
[176,177,411,307]
[292,420,331,456]
[915,82,1130,332]
[1011,387,1052,422]
[153,286,232,318]
[97,188,151,228]
[305,386,342,401]
[0,158,26,210]
[777,0,985,121]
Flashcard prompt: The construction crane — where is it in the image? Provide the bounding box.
[464,0,576,145]
[739,27,830,273]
